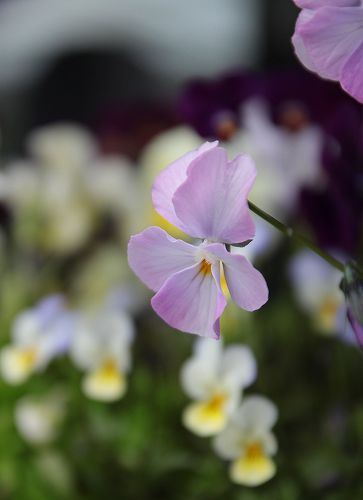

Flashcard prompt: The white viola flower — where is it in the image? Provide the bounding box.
[70,306,134,402]
[0,295,74,384]
[26,123,97,173]
[213,395,278,487]
[180,338,257,436]
[14,390,67,445]
[289,250,344,334]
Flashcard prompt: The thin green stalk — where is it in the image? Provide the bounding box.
[248,201,345,273]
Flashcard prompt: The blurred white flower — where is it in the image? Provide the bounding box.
[289,250,344,334]
[180,338,257,437]
[15,390,67,445]
[213,395,278,487]
[27,123,97,172]
[70,305,134,402]
[0,295,74,384]
[226,99,325,218]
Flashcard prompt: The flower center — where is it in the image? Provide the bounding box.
[200,259,212,275]
[245,442,264,460]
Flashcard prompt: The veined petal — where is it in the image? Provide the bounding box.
[151,261,227,338]
[152,141,218,229]
[207,244,268,311]
[294,6,363,80]
[341,42,363,103]
[128,226,197,292]
[172,148,256,243]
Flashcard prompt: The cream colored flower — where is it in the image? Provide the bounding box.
[26,123,97,172]
[70,306,134,402]
[15,390,67,445]
[213,395,278,487]
[180,338,256,437]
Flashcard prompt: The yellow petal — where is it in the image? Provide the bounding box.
[0,346,38,384]
[182,393,227,437]
[230,444,276,487]
[82,359,126,402]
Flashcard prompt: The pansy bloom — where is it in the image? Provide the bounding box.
[128,143,268,338]
[213,396,278,487]
[180,338,257,436]
[0,295,74,384]
[70,305,134,402]
[292,0,363,103]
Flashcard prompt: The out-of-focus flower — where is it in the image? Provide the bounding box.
[14,390,67,445]
[289,250,343,334]
[341,262,363,346]
[0,295,74,384]
[227,99,325,218]
[128,144,268,338]
[70,305,134,402]
[213,396,278,487]
[292,0,363,103]
[180,338,256,436]
[27,123,97,172]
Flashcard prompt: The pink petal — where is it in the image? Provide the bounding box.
[207,243,268,311]
[172,148,256,244]
[128,227,197,292]
[341,42,363,103]
[294,0,360,8]
[151,262,227,338]
[294,6,363,81]
[152,141,218,229]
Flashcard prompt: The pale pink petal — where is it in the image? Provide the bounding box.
[292,10,319,73]
[172,148,256,244]
[294,0,360,8]
[341,42,363,103]
[294,6,363,80]
[152,141,218,228]
[207,243,268,311]
[128,227,197,292]
[151,261,227,338]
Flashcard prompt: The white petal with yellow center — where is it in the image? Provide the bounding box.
[182,392,227,436]
[230,442,276,486]
[82,358,126,402]
[0,346,38,384]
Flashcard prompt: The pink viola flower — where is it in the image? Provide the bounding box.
[128,143,268,338]
[292,0,363,103]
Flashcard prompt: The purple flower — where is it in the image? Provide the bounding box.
[128,143,268,338]
[292,0,363,103]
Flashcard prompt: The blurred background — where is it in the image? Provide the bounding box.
[0,0,362,499]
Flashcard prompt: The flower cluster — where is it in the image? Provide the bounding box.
[180,338,278,487]
[0,294,135,404]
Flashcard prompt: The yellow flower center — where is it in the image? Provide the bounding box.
[182,392,227,437]
[230,441,276,487]
[200,259,212,275]
[18,348,38,371]
[315,295,339,333]
[82,357,126,402]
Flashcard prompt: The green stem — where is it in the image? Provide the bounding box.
[248,201,345,273]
